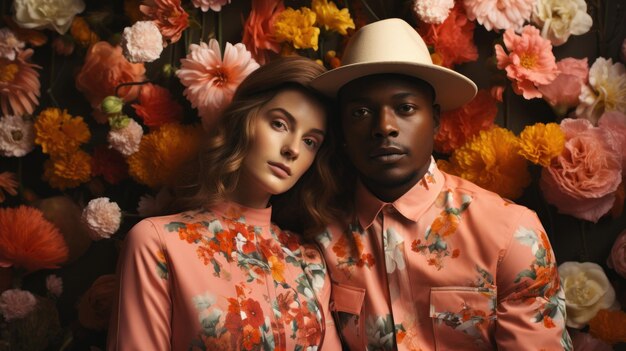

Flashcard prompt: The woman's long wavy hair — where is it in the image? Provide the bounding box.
[174,56,342,239]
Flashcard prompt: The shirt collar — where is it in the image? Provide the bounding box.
[210,201,273,227]
[355,158,445,229]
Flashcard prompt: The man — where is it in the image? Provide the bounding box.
[311,18,571,350]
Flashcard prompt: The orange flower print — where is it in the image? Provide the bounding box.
[276,226,301,252]
[216,230,236,258]
[242,324,262,350]
[178,222,203,243]
[332,233,349,258]
[155,249,168,279]
[268,255,286,283]
[276,291,298,324]
[430,210,460,237]
[242,298,264,328]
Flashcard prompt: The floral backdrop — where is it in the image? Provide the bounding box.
[0,0,625,350]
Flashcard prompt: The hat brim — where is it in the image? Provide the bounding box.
[311,61,478,111]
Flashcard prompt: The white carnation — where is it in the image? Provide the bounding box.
[122,21,164,63]
[413,0,454,24]
[82,197,122,240]
[531,0,592,46]
[13,0,86,35]
[107,118,143,156]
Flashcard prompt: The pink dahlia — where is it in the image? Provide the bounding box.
[463,0,534,31]
[0,49,41,116]
[242,0,284,64]
[177,38,259,130]
[140,0,189,44]
[495,25,559,100]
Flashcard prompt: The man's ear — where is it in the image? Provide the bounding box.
[433,104,441,130]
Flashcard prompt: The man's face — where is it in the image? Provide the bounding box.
[339,74,439,201]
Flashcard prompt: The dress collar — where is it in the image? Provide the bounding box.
[209,201,273,227]
[355,158,444,229]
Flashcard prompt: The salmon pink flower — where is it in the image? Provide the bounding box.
[495,25,559,100]
[177,39,259,130]
[242,0,284,64]
[0,49,41,116]
[538,57,588,115]
[140,0,189,44]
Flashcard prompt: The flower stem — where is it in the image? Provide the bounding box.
[358,0,379,21]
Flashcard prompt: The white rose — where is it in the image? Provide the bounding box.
[531,0,592,46]
[558,261,619,328]
[13,0,86,35]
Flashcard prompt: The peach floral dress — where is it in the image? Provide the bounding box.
[108,203,340,350]
[318,160,572,350]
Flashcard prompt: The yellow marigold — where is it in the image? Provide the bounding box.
[128,123,203,188]
[311,0,355,35]
[70,17,99,47]
[43,151,92,190]
[34,108,91,156]
[518,122,565,167]
[443,126,531,199]
[589,309,626,345]
[273,7,320,51]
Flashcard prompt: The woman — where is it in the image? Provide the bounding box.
[108,57,342,350]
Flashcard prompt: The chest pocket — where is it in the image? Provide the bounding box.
[331,283,365,349]
[430,287,497,351]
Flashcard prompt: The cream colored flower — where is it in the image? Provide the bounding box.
[558,261,619,328]
[577,57,626,124]
[532,0,592,46]
[121,21,163,63]
[13,0,86,35]
[81,197,121,240]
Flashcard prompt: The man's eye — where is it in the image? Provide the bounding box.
[398,104,416,114]
[352,108,370,118]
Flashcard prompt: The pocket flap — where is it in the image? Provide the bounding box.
[332,283,365,315]
[429,287,497,320]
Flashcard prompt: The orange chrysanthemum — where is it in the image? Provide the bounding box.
[242,0,285,64]
[434,90,498,154]
[0,206,68,272]
[518,122,565,167]
[43,151,92,190]
[438,126,531,199]
[34,108,91,156]
[128,123,203,188]
[418,3,478,68]
[0,49,41,117]
[140,0,189,44]
[589,309,626,345]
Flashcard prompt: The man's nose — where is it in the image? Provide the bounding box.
[372,107,399,138]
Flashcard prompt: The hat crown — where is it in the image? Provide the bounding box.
[342,18,433,66]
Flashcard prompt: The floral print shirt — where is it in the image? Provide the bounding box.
[108,203,340,350]
[317,160,572,351]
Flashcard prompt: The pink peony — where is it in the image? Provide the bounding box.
[140,0,189,44]
[538,57,588,116]
[192,0,230,12]
[413,0,454,24]
[242,0,284,64]
[495,25,559,100]
[46,274,63,297]
[0,49,41,117]
[598,111,626,169]
[0,289,37,321]
[177,39,259,130]
[540,118,622,222]
[570,330,613,351]
[463,0,534,31]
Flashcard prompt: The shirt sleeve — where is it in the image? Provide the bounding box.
[107,219,172,350]
[495,209,572,351]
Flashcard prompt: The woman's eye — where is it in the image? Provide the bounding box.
[271,120,287,130]
[303,138,318,149]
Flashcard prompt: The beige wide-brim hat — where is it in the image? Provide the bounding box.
[311,18,477,111]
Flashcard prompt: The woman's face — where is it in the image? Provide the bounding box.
[232,88,327,208]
